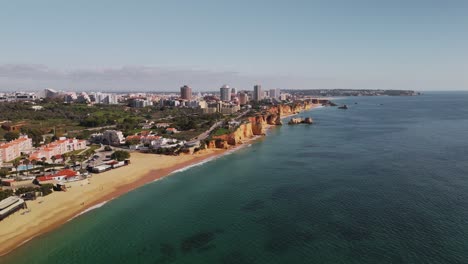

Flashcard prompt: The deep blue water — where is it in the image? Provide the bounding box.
[2,92,468,264]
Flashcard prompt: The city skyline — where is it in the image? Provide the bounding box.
[1,0,467,91]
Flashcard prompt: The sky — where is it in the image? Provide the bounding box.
[0,0,467,91]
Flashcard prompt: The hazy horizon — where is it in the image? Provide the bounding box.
[1,0,467,91]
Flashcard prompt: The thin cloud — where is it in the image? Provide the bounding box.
[0,64,464,91]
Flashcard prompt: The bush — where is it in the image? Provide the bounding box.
[0,189,14,201]
[16,187,38,195]
[40,184,54,196]
[0,168,9,177]
[111,150,130,161]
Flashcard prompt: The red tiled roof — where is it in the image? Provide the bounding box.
[37,169,78,182]
[53,169,77,177]
[37,175,54,182]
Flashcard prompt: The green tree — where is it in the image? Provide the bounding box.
[51,156,57,172]
[39,183,54,196]
[21,127,43,147]
[23,159,30,176]
[0,168,9,178]
[111,150,130,161]
[0,189,14,201]
[70,154,77,170]
[3,131,20,141]
[12,160,20,177]
[61,153,69,163]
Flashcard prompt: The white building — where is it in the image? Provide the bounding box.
[90,130,125,146]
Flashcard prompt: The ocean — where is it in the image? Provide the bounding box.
[2,92,468,264]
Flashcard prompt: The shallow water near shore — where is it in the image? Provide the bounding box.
[2,92,468,264]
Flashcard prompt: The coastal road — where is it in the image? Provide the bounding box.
[189,120,223,142]
[188,109,251,143]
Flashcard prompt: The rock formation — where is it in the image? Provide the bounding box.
[288,117,313,125]
[208,100,319,149]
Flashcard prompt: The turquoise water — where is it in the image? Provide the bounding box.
[2,92,468,263]
[17,165,36,171]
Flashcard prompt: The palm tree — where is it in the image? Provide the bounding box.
[41,157,47,173]
[51,156,57,172]
[61,153,68,164]
[78,155,85,170]
[31,159,37,175]
[70,154,77,171]
[12,160,20,177]
[23,159,30,176]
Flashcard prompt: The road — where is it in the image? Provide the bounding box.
[189,120,223,143]
[67,125,117,135]
[188,109,251,143]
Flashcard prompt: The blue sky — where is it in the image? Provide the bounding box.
[0,0,467,91]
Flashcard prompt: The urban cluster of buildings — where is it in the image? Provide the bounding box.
[1,85,288,115]
[126,133,186,150]
[28,137,87,162]
[0,135,86,166]
[0,92,37,102]
[89,130,126,146]
[172,84,284,114]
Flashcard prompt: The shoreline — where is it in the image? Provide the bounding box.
[0,104,321,257]
[0,149,227,257]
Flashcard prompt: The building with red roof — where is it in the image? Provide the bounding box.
[29,137,86,162]
[0,135,33,162]
[36,169,80,183]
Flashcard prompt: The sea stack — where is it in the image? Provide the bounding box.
[288,117,313,125]
[304,117,313,124]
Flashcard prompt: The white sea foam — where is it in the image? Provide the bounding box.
[69,200,110,220]
[163,136,261,177]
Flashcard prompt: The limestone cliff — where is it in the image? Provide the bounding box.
[207,100,318,149]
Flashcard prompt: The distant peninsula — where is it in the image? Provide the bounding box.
[283,89,419,97]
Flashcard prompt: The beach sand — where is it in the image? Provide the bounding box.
[0,149,226,256]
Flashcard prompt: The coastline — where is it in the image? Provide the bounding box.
[0,149,227,257]
[0,104,322,257]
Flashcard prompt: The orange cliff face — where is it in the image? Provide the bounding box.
[207,101,318,149]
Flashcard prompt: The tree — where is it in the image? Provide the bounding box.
[3,131,20,141]
[61,153,68,163]
[12,160,20,177]
[0,189,14,201]
[70,154,77,170]
[0,168,9,178]
[31,159,37,174]
[21,127,43,147]
[51,156,57,172]
[41,157,47,172]
[39,183,54,196]
[23,159,30,176]
[111,150,130,161]
[77,155,86,170]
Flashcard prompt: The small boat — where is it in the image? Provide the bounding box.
[338,104,348,109]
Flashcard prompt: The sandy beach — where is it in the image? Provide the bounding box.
[0,149,226,256]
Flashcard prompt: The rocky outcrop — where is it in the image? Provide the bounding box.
[249,116,267,135]
[215,139,229,149]
[288,117,313,125]
[304,117,313,124]
[288,118,303,124]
